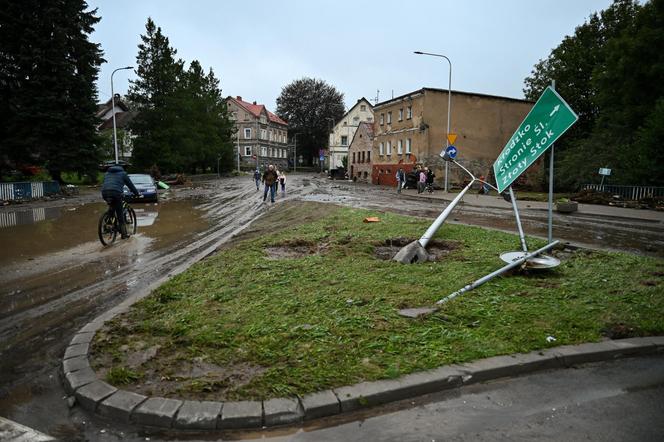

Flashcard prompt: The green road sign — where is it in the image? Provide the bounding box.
[493,86,578,193]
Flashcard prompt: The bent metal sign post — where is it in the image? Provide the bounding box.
[493,86,578,193]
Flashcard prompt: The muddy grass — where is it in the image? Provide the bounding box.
[91,201,664,401]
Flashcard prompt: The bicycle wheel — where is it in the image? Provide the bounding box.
[124,206,137,235]
[98,211,117,246]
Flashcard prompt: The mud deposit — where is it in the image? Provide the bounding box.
[374,237,459,261]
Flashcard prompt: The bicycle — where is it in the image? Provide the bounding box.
[98,198,138,246]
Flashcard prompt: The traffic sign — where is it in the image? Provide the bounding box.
[447,133,457,145]
[446,145,457,159]
[599,168,611,176]
[492,86,578,193]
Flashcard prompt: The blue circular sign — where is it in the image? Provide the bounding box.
[445,145,458,159]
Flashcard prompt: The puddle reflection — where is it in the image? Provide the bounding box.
[0,206,63,228]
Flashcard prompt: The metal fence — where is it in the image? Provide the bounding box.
[582,184,664,200]
[0,181,61,201]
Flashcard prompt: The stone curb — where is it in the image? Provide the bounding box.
[62,331,663,430]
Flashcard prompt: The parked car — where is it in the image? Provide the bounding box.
[123,174,158,202]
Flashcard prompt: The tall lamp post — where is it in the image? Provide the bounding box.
[326,117,335,173]
[292,133,300,173]
[111,66,133,164]
[414,51,452,192]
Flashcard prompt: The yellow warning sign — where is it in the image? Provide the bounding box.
[447,133,457,145]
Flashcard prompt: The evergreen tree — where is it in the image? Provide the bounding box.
[128,19,233,173]
[276,78,345,164]
[0,0,104,182]
[128,17,184,171]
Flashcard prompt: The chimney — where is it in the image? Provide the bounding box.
[253,101,257,105]
[236,96,242,101]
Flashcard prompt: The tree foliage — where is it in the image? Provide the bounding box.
[276,78,345,163]
[0,0,105,182]
[523,0,664,189]
[128,18,234,174]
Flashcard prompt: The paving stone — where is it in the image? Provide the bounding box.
[98,390,147,423]
[263,398,302,426]
[75,380,117,411]
[69,332,95,346]
[133,397,183,428]
[219,401,262,429]
[79,321,104,333]
[174,401,222,430]
[459,352,562,385]
[63,343,89,360]
[64,367,97,394]
[554,340,650,366]
[62,355,90,374]
[334,366,463,412]
[300,390,340,420]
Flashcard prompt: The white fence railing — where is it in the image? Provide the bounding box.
[582,184,664,200]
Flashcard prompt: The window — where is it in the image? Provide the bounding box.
[397,139,403,154]
[380,114,384,125]
[398,108,403,121]
[386,141,392,155]
[341,135,348,146]
[379,142,384,155]
[244,113,250,121]
[360,104,366,111]
[353,116,359,122]
[367,151,371,162]
[261,146,267,156]
[407,106,412,119]
[244,145,252,156]
[406,138,412,154]
[387,112,392,124]
[361,151,365,163]
[261,129,267,140]
[269,130,273,141]
[260,115,267,124]
[244,128,252,139]
[352,152,356,163]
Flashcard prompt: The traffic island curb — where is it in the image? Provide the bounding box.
[62,316,664,431]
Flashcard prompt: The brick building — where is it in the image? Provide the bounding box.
[347,121,374,183]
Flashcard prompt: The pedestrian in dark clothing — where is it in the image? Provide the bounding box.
[262,164,278,203]
[101,165,139,238]
[395,168,405,193]
[253,169,261,190]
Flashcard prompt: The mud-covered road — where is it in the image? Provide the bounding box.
[1,174,662,441]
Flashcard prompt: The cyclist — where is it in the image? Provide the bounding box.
[101,163,139,239]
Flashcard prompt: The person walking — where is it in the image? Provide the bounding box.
[253,169,261,190]
[278,171,286,193]
[262,164,278,203]
[425,167,435,193]
[395,167,405,193]
[417,167,426,194]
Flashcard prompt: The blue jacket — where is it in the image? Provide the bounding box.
[101,166,139,195]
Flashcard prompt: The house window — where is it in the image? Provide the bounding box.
[360,104,366,111]
[367,151,370,162]
[341,135,348,146]
[352,152,356,163]
[269,130,273,141]
[380,114,384,125]
[244,128,252,139]
[406,138,412,154]
[379,142,384,155]
[386,141,392,155]
[398,108,403,121]
[244,113,250,121]
[387,112,392,124]
[244,145,252,156]
[397,139,403,154]
[261,129,267,140]
[407,106,412,119]
[361,151,365,163]
[261,146,267,156]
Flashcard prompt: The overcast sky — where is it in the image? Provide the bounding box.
[89,0,614,110]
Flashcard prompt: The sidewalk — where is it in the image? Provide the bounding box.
[397,187,664,223]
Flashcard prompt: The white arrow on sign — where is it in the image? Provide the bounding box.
[549,104,560,117]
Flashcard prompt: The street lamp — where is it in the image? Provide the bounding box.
[111,66,133,164]
[292,133,300,173]
[414,51,452,192]
[326,117,335,173]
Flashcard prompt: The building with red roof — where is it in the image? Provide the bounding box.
[226,96,289,171]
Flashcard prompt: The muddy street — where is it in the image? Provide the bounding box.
[1,174,662,441]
